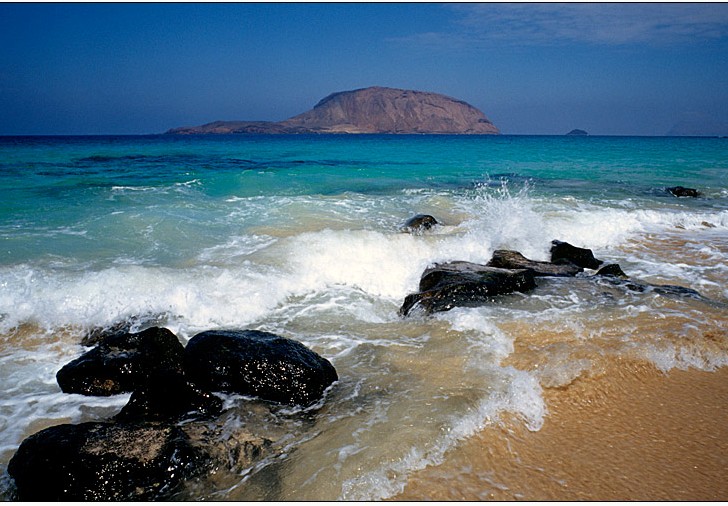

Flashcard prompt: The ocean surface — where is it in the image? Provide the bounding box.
[0,134,726,500]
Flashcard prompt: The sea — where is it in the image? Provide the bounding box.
[0,134,726,500]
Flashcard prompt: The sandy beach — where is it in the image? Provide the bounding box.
[396,358,728,500]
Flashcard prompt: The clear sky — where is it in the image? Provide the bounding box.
[1,2,727,136]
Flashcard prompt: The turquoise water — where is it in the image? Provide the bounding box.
[1,134,727,499]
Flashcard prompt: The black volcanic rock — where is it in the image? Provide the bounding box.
[550,240,603,270]
[184,329,338,407]
[56,327,185,396]
[402,214,439,233]
[167,87,499,135]
[399,261,536,316]
[7,418,272,501]
[486,249,583,277]
[7,421,206,501]
[667,186,701,198]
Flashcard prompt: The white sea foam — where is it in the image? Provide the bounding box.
[338,365,544,501]
[2,180,727,501]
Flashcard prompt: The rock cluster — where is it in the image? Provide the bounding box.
[398,215,708,315]
[8,328,337,501]
[7,212,710,500]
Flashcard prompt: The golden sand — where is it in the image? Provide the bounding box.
[396,360,728,501]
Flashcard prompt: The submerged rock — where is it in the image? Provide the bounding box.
[399,261,536,316]
[486,249,583,277]
[7,421,206,501]
[402,214,439,233]
[56,327,184,396]
[597,275,705,300]
[667,186,700,198]
[550,240,603,270]
[184,330,338,407]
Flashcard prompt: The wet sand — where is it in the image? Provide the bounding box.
[396,359,728,501]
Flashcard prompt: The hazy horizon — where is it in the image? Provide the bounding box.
[2,3,728,136]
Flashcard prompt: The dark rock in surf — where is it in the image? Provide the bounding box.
[7,418,272,501]
[114,371,222,422]
[595,263,628,279]
[81,313,171,347]
[402,214,439,233]
[667,186,700,198]
[7,421,206,501]
[56,327,184,396]
[399,261,536,316]
[651,283,704,298]
[486,249,583,277]
[596,275,705,300]
[184,330,338,407]
[550,240,603,270]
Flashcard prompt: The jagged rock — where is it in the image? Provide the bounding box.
[486,249,583,276]
[595,263,628,278]
[7,421,206,501]
[550,240,603,270]
[402,214,439,233]
[56,327,184,396]
[667,186,700,198]
[167,86,499,135]
[399,261,536,316]
[184,330,338,407]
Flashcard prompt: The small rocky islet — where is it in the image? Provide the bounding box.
[6,206,711,500]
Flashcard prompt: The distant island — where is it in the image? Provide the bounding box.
[167,86,500,135]
[566,129,588,136]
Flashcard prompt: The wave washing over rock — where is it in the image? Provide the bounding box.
[0,134,726,501]
[167,86,500,135]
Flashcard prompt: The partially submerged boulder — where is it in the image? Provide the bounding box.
[184,330,338,407]
[7,421,206,501]
[399,261,536,316]
[486,249,583,277]
[56,327,184,396]
[667,186,700,198]
[402,214,439,233]
[7,419,272,501]
[550,240,603,270]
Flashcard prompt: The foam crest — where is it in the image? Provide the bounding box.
[455,185,728,263]
[0,263,292,339]
[285,229,439,300]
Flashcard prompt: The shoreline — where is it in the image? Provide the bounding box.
[396,359,728,500]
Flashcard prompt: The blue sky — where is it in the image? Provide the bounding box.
[1,2,727,135]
